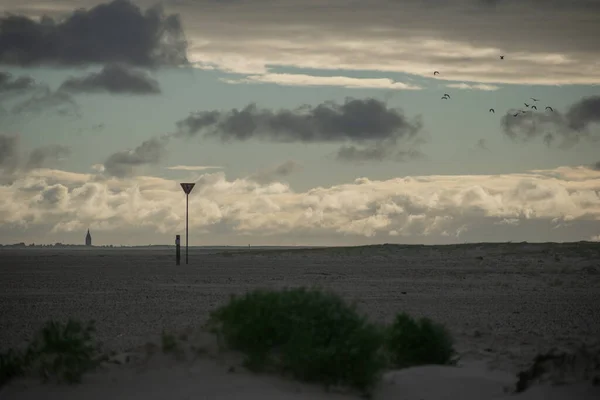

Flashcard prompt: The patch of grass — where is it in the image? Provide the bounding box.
[207,287,386,394]
[0,349,26,386]
[384,313,455,368]
[161,329,185,360]
[161,330,179,353]
[27,319,99,384]
[1,319,99,387]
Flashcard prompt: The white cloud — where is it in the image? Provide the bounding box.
[221,73,422,90]
[445,83,500,91]
[1,165,600,244]
[187,35,600,86]
[166,165,224,171]
[3,0,599,85]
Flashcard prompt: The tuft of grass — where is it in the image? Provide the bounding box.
[27,319,99,384]
[207,287,386,394]
[161,330,178,353]
[0,349,26,386]
[1,319,99,387]
[161,329,185,360]
[384,313,455,369]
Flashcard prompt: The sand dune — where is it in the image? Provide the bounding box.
[1,242,599,398]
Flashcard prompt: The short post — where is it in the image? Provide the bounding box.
[179,183,196,265]
[175,234,181,265]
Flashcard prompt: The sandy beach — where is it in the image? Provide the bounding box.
[1,242,599,399]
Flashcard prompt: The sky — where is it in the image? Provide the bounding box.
[0,0,599,246]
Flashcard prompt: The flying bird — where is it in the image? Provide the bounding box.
[545,106,553,111]
[531,105,537,110]
[500,56,504,60]
[443,93,451,98]
[531,98,539,102]
[513,112,520,117]
[441,96,449,100]
[524,103,530,108]
[489,108,495,113]
[434,71,440,75]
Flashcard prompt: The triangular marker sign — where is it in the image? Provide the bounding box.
[180,182,195,195]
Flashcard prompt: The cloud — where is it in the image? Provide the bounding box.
[445,83,499,91]
[0,72,36,94]
[476,138,489,151]
[0,0,188,67]
[1,164,600,244]
[336,143,424,163]
[10,87,80,117]
[174,98,424,162]
[500,96,600,147]
[103,136,169,178]
[0,134,71,180]
[26,144,70,169]
[3,1,598,85]
[0,72,81,118]
[0,134,19,172]
[249,160,301,184]
[221,73,422,90]
[166,165,223,171]
[170,0,600,85]
[59,64,161,95]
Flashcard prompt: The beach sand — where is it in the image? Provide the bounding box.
[1,242,599,399]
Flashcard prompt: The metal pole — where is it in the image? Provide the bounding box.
[186,193,189,264]
[176,234,181,265]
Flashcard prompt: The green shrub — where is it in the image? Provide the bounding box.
[384,313,455,368]
[161,330,179,353]
[207,287,386,394]
[0,319,100,387]
[0,349,26,386]
[27,319,99,384]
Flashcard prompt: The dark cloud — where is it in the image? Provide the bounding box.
[59,64,161,95]
[476,138,489,151]
[176,98,423,142]
[0,72,81,118]
[0,0,188,67]
[10,88,80,117]
[565,96,600,132]
[249,160,301,183]
[500,96,600,148]
[26,145,70,169]
[272,160,300,176]
[336,144,423,163]
[0,134,71,179]
[103,137,169,177]
[0,71,36,93]
[0,134,19,171]
[174,98,424,162]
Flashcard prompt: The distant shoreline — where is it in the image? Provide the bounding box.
[0,241,597,250]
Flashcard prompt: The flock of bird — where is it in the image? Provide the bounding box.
[433,55,555,117]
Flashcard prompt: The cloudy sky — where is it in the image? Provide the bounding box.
[1,0,599,246]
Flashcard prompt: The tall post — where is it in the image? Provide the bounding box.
[186,193,189,264]
[180,183,195,265]
[175,234,181,265]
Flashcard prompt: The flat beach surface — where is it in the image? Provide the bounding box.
[1,242,599,399]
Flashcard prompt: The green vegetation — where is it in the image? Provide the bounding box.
[1,319,99,386]
[207,287,455,395]
[384,313,455,368]
[1,288,456,396]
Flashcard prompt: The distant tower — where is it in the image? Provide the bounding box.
[85,229,92,246]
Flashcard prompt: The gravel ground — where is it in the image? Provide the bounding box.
[1,242,599,373]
